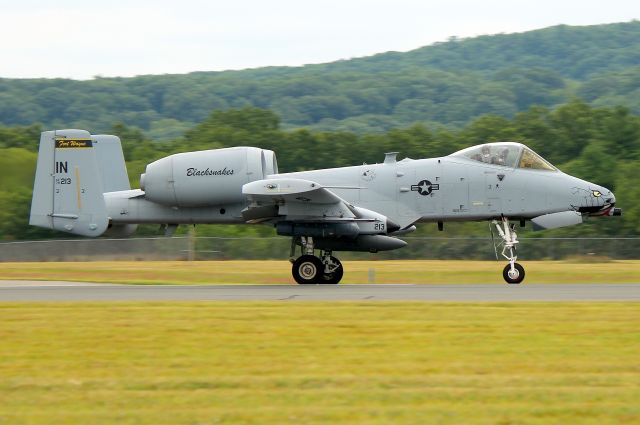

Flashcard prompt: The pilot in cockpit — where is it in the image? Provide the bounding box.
[492,148,509,166]
[481,145,492,163]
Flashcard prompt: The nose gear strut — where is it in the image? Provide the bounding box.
[491,217,525,284]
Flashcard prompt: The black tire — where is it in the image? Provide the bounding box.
[319,256,343,285]
[292,255,323,284]
[503,262,525,284]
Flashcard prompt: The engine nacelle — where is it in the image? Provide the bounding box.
[140,147,278,207]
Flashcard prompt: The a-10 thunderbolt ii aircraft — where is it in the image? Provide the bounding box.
[30,130,621,284]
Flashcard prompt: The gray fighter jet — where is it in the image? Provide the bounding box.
[30,130,621,284]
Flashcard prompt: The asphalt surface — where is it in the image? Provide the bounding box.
[1,281,639,301]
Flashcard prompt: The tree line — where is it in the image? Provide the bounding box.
[1,101,638,243]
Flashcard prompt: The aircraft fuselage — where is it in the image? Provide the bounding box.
[105,155,614,231]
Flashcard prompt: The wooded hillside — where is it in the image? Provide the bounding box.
[0,21,638,137]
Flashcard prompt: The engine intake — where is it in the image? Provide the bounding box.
[140,147,278,207]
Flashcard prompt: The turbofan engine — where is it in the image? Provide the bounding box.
[140,147,278,207]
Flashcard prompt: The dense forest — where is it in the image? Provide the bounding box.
[1,102,639,245]
[0,21,639,137]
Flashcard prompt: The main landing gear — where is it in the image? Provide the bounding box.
[492,217,525,284]
[290,237,344,284]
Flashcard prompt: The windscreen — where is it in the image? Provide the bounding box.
[518,148,556,171]
[452,143,521,168]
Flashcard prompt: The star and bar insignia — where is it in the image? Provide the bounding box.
[411,180,440,196]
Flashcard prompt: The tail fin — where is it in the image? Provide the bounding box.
[30,129,130,237]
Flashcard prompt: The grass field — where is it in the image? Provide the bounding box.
[0,302,638,424]
[1,260,640,284]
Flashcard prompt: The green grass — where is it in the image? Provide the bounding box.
[1,260,640,284]
[0,302,638,424]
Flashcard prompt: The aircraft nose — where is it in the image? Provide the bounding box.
[607,192,616,205]
[606,191,622,216]
[602,189,615,206]
[576,184,620,216]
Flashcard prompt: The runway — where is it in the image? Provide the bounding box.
[1,281,639,301]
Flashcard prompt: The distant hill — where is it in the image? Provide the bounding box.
[0,21,639,136]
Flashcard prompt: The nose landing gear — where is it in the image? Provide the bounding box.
[290,237,344,284]
[503,262,525,284]
[492,217,525,284]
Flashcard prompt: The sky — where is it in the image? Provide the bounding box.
[0,0,637,80]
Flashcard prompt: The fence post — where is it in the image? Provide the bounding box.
[368,268,376,284]
[188,226,196,261]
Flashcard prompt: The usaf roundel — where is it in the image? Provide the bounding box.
[411,180,440,196]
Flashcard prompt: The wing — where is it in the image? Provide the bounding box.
[242,178,402,235]
[242,178,406,252]
[241,178,356,223]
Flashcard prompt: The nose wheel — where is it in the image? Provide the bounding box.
[503,262,525,284]
[492,217,526,284]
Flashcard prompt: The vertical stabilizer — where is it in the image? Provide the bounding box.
[30,129,109,237]
[92,135,131,192]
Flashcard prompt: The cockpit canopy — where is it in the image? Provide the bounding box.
[450,142,556,171]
